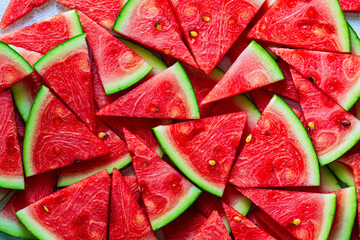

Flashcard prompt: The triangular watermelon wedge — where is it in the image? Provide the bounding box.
[0,0,48,28]
[247,0,350,53]
[97,62,200,119]
[0,171,56,239]
[290,68,360,165]
[0,90,24,190]
[57,120,131,187]
[228,95,320,188]
[23,86,109,177]
[56,0,127,29]
[168,0,265,74]
[9,45,44,122]
[16,170,111,240]
[193,211,231,240]
[222,202,276,240]
[34,33,96,131]
[0,10,83,54]
[123,128,202,230]
[0,41,34,93]
[272,47,360,110]
[202,41,284,104]
[153,112,247,197]
[109,168,156,239]
[78,12,153,95]
[113,0,197,68]
[240,188,337,240]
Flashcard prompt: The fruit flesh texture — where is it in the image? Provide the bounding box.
[193,210,231,240]
[339,0,360,12]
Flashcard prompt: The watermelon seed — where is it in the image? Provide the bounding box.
[53,146,61,155]
[309,77,316,83]
[42,205,49,213]
[164,49,170,55]
[142,161,149,168]
[308,122,315,130]
[233,216,242,222]
[202,16,211,22]
[150,106,160,113]
[138,186,142,192]
[98,132,108,139]
[341,120,351,127]
[155,22,162,31]
[189,31,198,38]
[228,19,236,25]
[292,219,301,226]
[208,160,217,166]
[246,134,253,143]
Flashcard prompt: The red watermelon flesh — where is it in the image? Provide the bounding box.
[240,188,337,240]
[162,206,207,240]
[23,86,109,177]
[262,60,300,102]
[0,171,56,239]
[168,0,265,74]
[193,210,231,240]
[0,0,48,28]
[339,0,360,12]
[113,0,197,68]
[96,62,200,119]
[16,170,111,240]
[153,112,247,197]
[14,107,25,138]
[0,10,83,54]
[229,95,319,188]
[123,128,202,230]
[0,90,24,189]
[123,174,141,202]
[109,168,156,240]
[57,0,127,29]
[34,34,96,131]
[272,47,360,110]
[222,202,276,240]
[57,120,131,187]
[246,207,298,240]
[78,12,152,95]
[201,41,284,104]
[290,68,360,165]
[247,0,350,53]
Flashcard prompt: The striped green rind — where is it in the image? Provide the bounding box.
[349,24,360,55]
[318,193,337,240]
[0,216,35,239]
[327,161,355,186]
[150,185,202,230]
[0,41,33,77]
[112,0,140,33]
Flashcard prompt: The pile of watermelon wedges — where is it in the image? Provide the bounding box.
[1,0,360,239]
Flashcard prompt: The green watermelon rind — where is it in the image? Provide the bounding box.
[57,154,131,187]
[112,0,140,34]
[349,23,360,55]
[120,38,167,75]
[319,166,341,191]
[63,10,84,37]
[327,161,355,187]
[228,195,252,217]
[33,33,87,73]
[317,193,337,240]
[16,208,59,240]
[230,94,261,129]
[150,185,202,230]
[10,79,34,122]
[0,216,35,239]
[0,176,24,190]
[22,85,51,177]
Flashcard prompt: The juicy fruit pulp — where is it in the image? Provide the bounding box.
[192,211,231,240]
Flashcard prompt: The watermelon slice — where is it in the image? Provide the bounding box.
[14,107,25,138]
[153,112,247,196]
[0,90,24,190]
[229,95,319,188]
[222,202,276,240]
[34,33,96,131]
[193,211,231,240]
[78,12,153,95]
[240,188,337,240]
[16,170,111,240]
[113,0,197,68]
[328,187,357,240]
[247,0,350,53]
[109,168,156,240]
[97,62,200,119]
[162,207,207,240]
[0,10,83,54]
[123,174,141,202]
[0,41,34,93]
[350,24,360,55]
[0,171,56,239]
[9,45,44,122]
[56,0,127,29]
[328,161,355,187]
[339,0,360,12]
[290,68,360,165]
[246,207,298,240]
[221,185,252,216]
[57,120,131,187]
[202,41,284,104]
[168,0,265,74]
[23,86,109,177]
[271,47,360,110]
[0,0,48,28]
[123,128,202,230]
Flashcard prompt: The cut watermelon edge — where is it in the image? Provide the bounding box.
[231,94,261,127]
[327,161,355,187]
[0,215,34,239]
[0,41,33,76]
[112,0,139,33]
[329,0,351,53]
[0,176,24,190]
[64,10,84,38]
[10,81,34,122]
[318,193,337,240]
